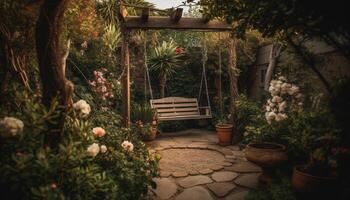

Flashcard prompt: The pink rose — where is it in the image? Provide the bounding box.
[51,183,58,189]
[92,127,106,137]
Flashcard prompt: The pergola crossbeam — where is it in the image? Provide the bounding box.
[124,16,233,30]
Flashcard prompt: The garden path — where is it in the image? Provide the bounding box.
[147,129,262,200]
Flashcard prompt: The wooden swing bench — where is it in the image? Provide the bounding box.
[150,97,212,121]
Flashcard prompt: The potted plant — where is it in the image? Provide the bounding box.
[215,114,234,146]
[244,76,303,183]
[292,135,338,197]
[135,121,157,141]
[132,104,158,141]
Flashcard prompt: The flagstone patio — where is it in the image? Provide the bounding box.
[147,129,262,200]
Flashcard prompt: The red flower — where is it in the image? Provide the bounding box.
[175,47,184,55]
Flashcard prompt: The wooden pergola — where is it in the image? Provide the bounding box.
[118,6,234,127]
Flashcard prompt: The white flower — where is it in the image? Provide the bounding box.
[269,102,276,108]
[92,127,106,137]
[280,83,291,94]
[266,105,271,111]
[73,100,91,117]
[121,140,134,152]
[0,117,24,138]
[276,113,288,121]
[272,96,283,103]
[100,145,107,153]
[266,112,277,124]
[278,76,287,81]
[288,85,299,96]
[278,101,287,112]
[87,143,100,157]
[81,41,88,48]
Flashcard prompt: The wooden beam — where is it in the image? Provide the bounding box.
[171,8,183,23]
[124,16,233,31]
[141,7,149,22]
[121,28,131,127]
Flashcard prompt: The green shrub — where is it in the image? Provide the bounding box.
[246,174,297,200]
[0,90,159,200]
[235,94,265,136]
[131,103,155,124]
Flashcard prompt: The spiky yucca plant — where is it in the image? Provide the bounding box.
[149,41,183,98]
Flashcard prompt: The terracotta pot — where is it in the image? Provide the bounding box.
[292,165,337,196]
[215,123,233,146]
[245,142,288,183]
[143,125,157,141]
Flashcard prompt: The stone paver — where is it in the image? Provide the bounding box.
[160,171,171,177]
[172,171,188,178]
[189,169,199,175]
[221,162,233,167]
[199,168,213,175]
[147,129,258,200]
[226,162,262,173]
[212,171,238,182]
[207,182,236,197]
[211,165,224,171]
[175,186,214,200]
[225,189,249,200]
[152,178,178,200]
[178,175,213,188]
[234,173,260,189]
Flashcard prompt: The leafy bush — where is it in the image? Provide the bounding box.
[246,174,297,200]
[235,94,265,135]
[0,90,159,200]
[131,103,155,124]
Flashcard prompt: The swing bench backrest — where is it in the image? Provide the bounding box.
[150,97,212,121]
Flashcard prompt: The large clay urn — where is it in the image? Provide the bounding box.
[245,142,288,183]
[292,165,337,198]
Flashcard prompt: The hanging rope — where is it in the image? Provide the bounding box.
[143,31,154,102]
[198,32,211,112]
[218,33,223,119]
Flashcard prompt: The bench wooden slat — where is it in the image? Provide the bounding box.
[156,107,199,113]
[151,97,198,103]
[152,103,198,108]
[158,114,212,121]
[158,111,200,117]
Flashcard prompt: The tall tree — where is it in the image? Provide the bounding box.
[264,43,282,90]
[36,0,73,147]
[199,0,350,92]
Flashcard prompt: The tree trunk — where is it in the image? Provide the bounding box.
[159,70,166,98]
[36,0,73,148]
[227,37,240,144]
[264,43,282,90]
[286,36,332,94]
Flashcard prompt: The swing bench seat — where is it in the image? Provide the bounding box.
[150,97,212,121]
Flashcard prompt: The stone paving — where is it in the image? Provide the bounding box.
[147,129,262,200]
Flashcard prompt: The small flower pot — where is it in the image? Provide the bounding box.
[245,142,288,184]
[143,125,157,141]
[215,123,233,146]
[292,165,337,197]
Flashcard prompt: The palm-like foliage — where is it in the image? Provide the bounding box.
[149,40,183,97]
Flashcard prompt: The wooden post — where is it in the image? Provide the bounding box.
[121,28,131,127]
[227,36,240,144]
